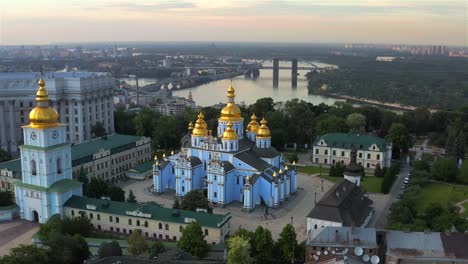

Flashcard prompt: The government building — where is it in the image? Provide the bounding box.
[312,133,392,169]
[13,73,231,244]
[153,82,298,210]
[0,71,115,154]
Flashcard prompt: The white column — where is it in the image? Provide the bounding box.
[97,96,103,125]
[69,100,76,143]
[77,102,84,143]
[85,98,91,140]
[8,101,17,153]
[273,184,279,207]
[0,102,7,151]
[108,93,115,133]
[279,180,284,202]
[207,174,212,201]
[219,184,224,204]
[91,97,97,124]
[103,96,109,134]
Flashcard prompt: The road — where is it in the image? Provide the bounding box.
[369,162,411,229]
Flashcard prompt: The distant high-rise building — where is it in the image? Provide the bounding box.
[0,72,115,154]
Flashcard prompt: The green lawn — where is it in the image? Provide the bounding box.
[297,166,330,175]
[416,183,468,211]
[361,177,383,193]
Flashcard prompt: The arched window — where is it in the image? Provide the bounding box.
[56,158,62,174]
[204,229,208,236]
[90,213,94,219]
[71,210,75,217]
[165,224,169,230]
[129,219,132,225]
[314,224,318,229]
[159,223,162,229]
[109,216,113,222]
[137,220,140,226]
[31,160,37,176]
[179,226,183,232]
[116,217,119,223]
[144,221,148,227]
[97,214,101,220]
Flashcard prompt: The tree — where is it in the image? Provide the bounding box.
[275,224,298,263]
[128,229,148,257]
[98,240,122,258]
[457,161,468,184]
[181,190,210,211]
[177,221,208,258]
[253,226,274,263]
[374,163,383,178]
[251,97,274,115]
[413,160,430,172]
[0,149,12,162]
[38,214,64,243]
[381,169,395,194]
[149,240,165,259]
[108,186,125,202]
[87,177,109,199]
[91,122,107,138]
[62,216,93,237]
[45,233,90,264]
[77,167,89,196]
[346,113,367,133]
[0,244,49,264]
[127,189,137,203]
[173,198,181,209]
[314,115,347,136]
[386,123,413,158]
[431,158,458,182]
[0,190,14,206]
[227,236,254,264]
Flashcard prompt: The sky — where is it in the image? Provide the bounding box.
[1,0,467,46]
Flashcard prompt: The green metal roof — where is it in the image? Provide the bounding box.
[64,195,231,229]
[72,134,147,166]
[316,133,390,150]
[129,161,153,174]
[0,159,21,176]
[15,179,82,193]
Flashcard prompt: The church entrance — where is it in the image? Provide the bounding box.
[32,210,39,222]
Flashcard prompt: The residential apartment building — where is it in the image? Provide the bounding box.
[312,133,392,168]
[0,71,115,154]
[0,134,151,193]
[63,195,232,244]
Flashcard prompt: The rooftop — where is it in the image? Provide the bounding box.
[386,231,445,258]
[128,161,153,174]
[64,195,231,229]
[307,226,378,249]
[316,133,391,150]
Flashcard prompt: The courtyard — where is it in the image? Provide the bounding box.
[118,172,334,241]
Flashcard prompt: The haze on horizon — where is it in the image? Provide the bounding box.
[1,0,467,46]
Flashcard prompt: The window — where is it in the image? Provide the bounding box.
[129,219,132,225]
[110,227,114,231]
[214,192,217,198]
[366,163,370,168]
[31,160,37,176]
[367,153,371,159]
[145,232,149,237]
[324,159,328,164]
[116,228,120,232]
[71,210,75,217]
[236,176,239,185]
[159,234,163,239]
[204,229,208,236]
[98,225,101,230]
[97,214,101,220]
[144,221,148,227]
[315,158,319,163]
[376,154,380,160]
[123,229,127,234]
[109,216,113,222]
[341,151,345,157]
[165,224,169,230]
[179,226,183,232]
[332,160,336,164]
[182,186,185,192]
[332,150,336,156]
[315,149,319,154]
[314,224,317,229]
[56,158,62,174]
[214,175,217,181]
[159,223,162,229]
[90,213,93,219]
[165,235,169,240]
[137,220,140,226]
[324,149,328,155]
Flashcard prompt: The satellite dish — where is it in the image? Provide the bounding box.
[343,248,349,254]
[371,255,380,264]
[324,251,328,255]
[317,251,321,256]
[314,255,318,260]
[354,247,364,256]
[331,250,336,254]
[363,254,370,262]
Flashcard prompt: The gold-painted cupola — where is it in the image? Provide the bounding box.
[28,76,60,128]
[192,112,208,137]
[222,119,238,140]
[256,117,271,138]
[219,81,242,122]
[246,113,260,133]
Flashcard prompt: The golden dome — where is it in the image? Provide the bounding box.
[192,112,208,137]
[246,113,260,133]
[222,119,238,140]
[188,122,194,131]
[28,77,60,129]
[219,81,243,122]
[256,118,271,138]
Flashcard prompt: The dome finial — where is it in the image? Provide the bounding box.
[28,67,59,128]
[227,80,235,98]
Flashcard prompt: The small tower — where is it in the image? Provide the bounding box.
[153,155,162,193]
[191,112,207,147]
[256,117,272,148]
[344,149,363,186]
[246,113,260,141]
[218,81,244,138]
[221,119,238,152]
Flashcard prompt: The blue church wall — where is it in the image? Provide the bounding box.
[251,177,274,207]
[225,171,243,204]
[191,165,205,190]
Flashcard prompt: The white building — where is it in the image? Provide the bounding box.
[0,72,115,154]
[313,133,392,169]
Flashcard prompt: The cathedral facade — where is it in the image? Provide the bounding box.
[153,83,298,210]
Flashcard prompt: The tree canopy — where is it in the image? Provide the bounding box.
[177,221,208,258]
[181,190,210,211]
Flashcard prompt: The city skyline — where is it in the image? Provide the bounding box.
[2,0,467,46]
